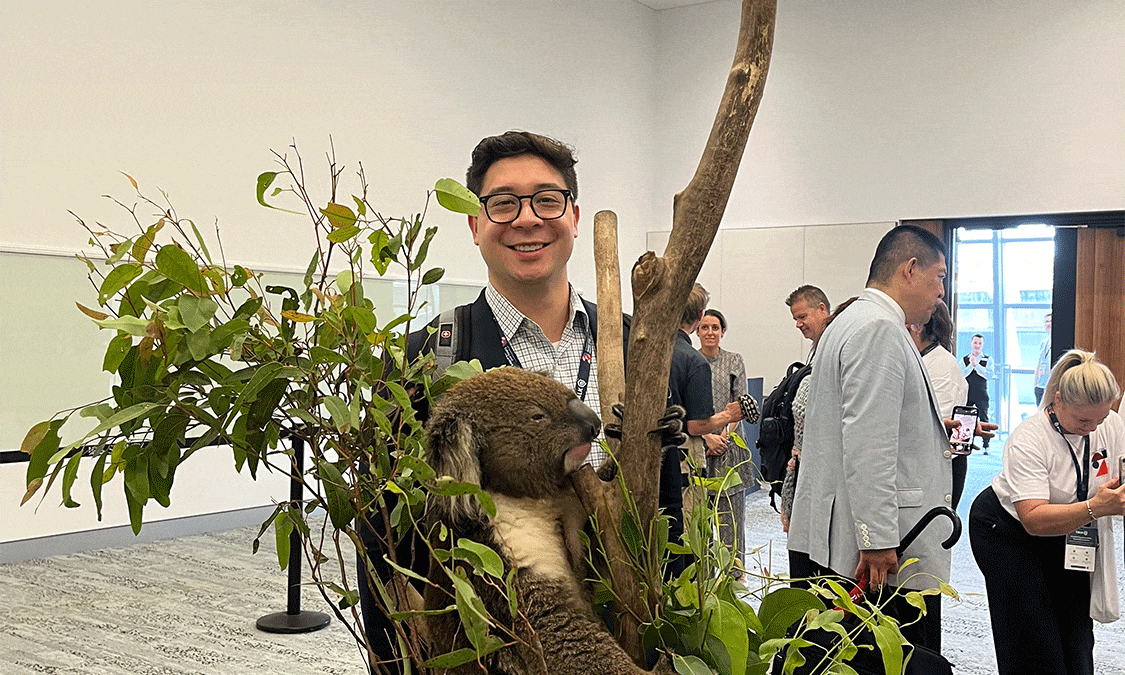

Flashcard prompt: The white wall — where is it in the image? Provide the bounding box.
[652,0,1125,233]
[0,0,661,548]
[0,0,660,293]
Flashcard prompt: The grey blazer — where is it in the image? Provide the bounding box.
[788,289,953,590]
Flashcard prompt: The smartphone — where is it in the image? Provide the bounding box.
[950,405,979,456]
[1119,456,1125,482]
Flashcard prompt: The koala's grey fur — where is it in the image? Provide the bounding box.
[423,367,660,675]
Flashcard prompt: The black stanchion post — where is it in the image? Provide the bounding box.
[257,434,331,634]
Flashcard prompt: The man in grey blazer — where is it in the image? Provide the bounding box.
[787,225,952,652]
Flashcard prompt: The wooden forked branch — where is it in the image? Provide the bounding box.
[571,0,776,666]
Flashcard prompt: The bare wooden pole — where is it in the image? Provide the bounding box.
[593,209,625,428]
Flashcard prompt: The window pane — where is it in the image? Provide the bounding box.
[955,242,993,304]
[1001,240,1054,303]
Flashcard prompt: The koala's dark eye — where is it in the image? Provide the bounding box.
[530,412,548,422]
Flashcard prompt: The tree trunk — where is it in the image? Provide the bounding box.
[574,0,777,666]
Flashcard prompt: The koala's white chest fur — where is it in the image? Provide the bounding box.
[490,491,587,593]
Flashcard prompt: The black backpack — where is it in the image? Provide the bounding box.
[756,361,812,509]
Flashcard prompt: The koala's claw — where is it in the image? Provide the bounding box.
[601,404,687,450]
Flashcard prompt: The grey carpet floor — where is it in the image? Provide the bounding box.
[2,489,1123,674]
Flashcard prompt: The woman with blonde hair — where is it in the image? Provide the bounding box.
[969,349,1125,675]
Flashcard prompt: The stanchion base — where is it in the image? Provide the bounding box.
[256,610,331,634]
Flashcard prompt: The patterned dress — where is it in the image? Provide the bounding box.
[703,348,748,569]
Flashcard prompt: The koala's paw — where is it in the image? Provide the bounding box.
[601,404,687,453]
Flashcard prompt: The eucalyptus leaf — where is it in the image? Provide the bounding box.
[318,459,357,530]
[256,171,302,214]
[454,539,505,579]
[321,202,358,229]
[434,178,481,216]
[93,315,150,337]
[99,263,143,303]
[178,295,218,332]
[154,245,206,295]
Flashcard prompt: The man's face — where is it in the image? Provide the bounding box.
[790,298,830,343]
[971,335,983,354]
[904,255,946,325]
[468,154,579,294]
[1045,314,1052,332]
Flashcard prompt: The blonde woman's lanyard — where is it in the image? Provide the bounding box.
[1048,406,1099,571]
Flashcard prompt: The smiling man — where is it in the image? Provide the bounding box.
[358,131,619,672]
[786,284,831,358]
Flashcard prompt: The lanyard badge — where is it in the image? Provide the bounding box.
[1049,406,1099,572]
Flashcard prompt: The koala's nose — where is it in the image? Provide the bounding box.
[568,398,602,440]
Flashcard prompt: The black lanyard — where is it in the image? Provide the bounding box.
[1048,406,1091,501]
[500,331,592,402]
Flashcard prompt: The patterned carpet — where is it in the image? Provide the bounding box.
[2,490,1123,674]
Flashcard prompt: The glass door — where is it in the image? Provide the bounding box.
[953,225,1054,446]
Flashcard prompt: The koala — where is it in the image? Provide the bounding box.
[423,367,660,675]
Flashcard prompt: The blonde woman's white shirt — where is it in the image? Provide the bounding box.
[991,409,1124,622]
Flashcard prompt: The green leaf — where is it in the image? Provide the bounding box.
[90,452,108,520]
[185,220,212,263]
[620,511,643,559]
[671,654,715,675]
[124,453,150,503]
[99,263,143,303]
[178,295,218,332]
[131,222,163,263]
[102,333,133,372]
[758,587,826,642]
[454,539,505,579]
[93,315,150,337]
[711,599,750,675]
[424,637,505,668]
[321,202,358,230]
[322,395,352,432]
[421,267,445,285]
[342,306,377,334]
[124,478,145,535]
[326,225,360,243]
[275,509,294,569]
[63,402,161,453]
[318,459,357,530]
[871,623,905,675]
[434,178,480,216]
[155,245,205,295]
[61,452,83,508]
[448,571,492,652]
[256,171,302,214]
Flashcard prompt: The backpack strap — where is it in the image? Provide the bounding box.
[432,307,459,378]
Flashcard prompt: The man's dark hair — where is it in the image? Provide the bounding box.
[703,308,727,332]
[681,283,710,326]
[972,333,984,340]
[785,284,831,314]
[466,130,578,199]
[866,225,946,286]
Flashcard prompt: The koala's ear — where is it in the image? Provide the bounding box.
[426,406,482,521]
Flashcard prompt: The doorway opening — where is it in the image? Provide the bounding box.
[952,224,1054,448]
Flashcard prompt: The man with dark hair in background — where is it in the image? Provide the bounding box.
[788,225,953,652]
[665,282,745,576]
